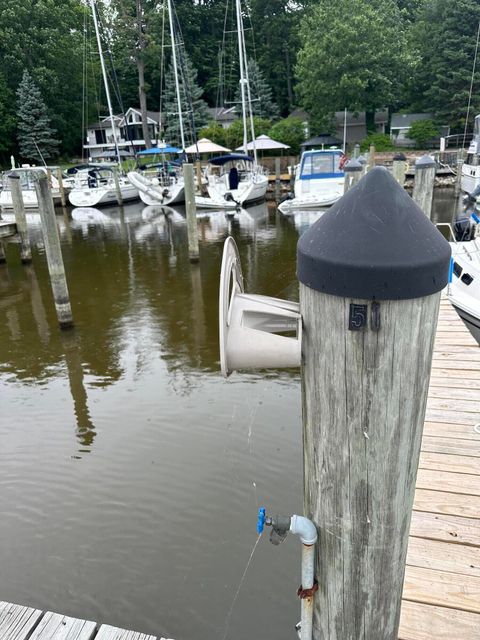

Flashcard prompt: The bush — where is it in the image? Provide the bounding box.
[268,117,306,155]
[359,133,394,152]
[224,117,272,151]
[198,122,227,148]
[406,119,439,149]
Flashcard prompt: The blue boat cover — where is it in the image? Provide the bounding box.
[138,146,181,155]
[209,154,254,165]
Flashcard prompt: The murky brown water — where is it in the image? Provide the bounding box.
[0,190,458,640]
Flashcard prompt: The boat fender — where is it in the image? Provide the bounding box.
[162,188,170,197]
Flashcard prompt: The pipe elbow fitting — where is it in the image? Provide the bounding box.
[290,515,317,545]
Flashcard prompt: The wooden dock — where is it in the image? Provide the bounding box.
[399,297,480,639]
[0,300,478,640]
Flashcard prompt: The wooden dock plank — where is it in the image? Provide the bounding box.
[29,613,96,640]
[421,435,480,457]
[95,625,156,640]
[409,511,480,546]
[403,566,480,614]
[416,469,480,496]
[407,536,480,577]
[0,602,43,640]
[419,451,480,474]
[413,488,480,519]
[423,421,480,441]
[399,601,480,640]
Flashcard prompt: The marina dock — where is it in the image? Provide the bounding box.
[0,300,478,639]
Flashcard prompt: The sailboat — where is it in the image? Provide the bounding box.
[69,0,139,208]
[196,0,268,210]
[127,0,186,206]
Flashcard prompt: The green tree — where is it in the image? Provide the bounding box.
[268,117,305,154]
[235,58,280,119]
[409,0,480,129]
[16,69,60,162]
[406,119,439,148]
[163,55,209,148]
[0,72,16,160]
[296,0,411,131]
[224,116,272,150]
[360,133,395,152]
[198,123,228,148]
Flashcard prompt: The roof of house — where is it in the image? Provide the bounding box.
[390,113,434,129]
[301,134,343,148]
[87,117,122,131]
[88,109,161,130]
[335,110,389,126]
[207,106,238,122]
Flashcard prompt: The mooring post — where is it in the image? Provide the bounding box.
[412,154,436,219]
[275,157,281,200]
[392,152,407,187]
[9,173,32,263]
[112,166,124,206]
[56,167,67,207]
[343,159,363,193]
[35,172,74,329]
[368,144,376,170]
[183,163,199,262]
[297,167,450,640]
[0,242,6,264]
[195,160,203,194]
[454,156,463,196]
[353,143,360,159]
[357,155,367,176]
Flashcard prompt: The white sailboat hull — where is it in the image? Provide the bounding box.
[461,164,480,194]
[127,171,185,206]
[205,174,268,207]
[278,191,342,214]
[68,181,139,207]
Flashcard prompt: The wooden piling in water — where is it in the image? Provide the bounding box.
[0,242,6,264]
[297,168,451,639]
[9,174,32,263]
[412,155,436,219]
[392,152,407,187]
[195,160,203,195]
[455,157,464,196]
[34,172,73,329]
[112,166,124,206]
[56,167,67,207]
[275,157,281,200]
[343,159,363,193]
[183,163,199,263]
[368,144,376,170]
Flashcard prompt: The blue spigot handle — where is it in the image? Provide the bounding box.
[257,507,266,535]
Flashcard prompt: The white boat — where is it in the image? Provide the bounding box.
[461,114,480,195]
[68,167,138,207]
[197,154,268,209]
[278,149,345,214]
[200,0,268,209]
[0,166,69,210]
[127,167,184,206]
[448,252,480,344]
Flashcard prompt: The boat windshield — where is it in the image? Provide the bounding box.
[3,168,46,191]
[300,152,343,179]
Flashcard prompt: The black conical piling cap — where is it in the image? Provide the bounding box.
[297,167,451,300]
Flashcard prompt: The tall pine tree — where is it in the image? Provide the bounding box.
[163,54,209,148]
[16,70,60,162]
[234,58,279,119]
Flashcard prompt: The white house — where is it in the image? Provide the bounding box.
[84,107,162,158]
[390,113,450,148]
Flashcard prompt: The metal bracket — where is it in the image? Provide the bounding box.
[297,579,318,599]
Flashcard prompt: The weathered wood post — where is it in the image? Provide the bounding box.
[112,166,124,206]
[297,167,450,640]
[454,155,463,196]
[183,163,199,262]
[9,173,32,263]
[195,160,203,194]
[0,242,6,264]
[392,152,407,187]
[353,143,360,159]
[343,159,363,193]
[412,154,436,219]
[275,157,281,200]
[56,167,67,207]
[34,172,74,329]
[357,155,367,176]
[368,144,376,170]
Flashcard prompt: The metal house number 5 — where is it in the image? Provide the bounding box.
[349,303,381,331]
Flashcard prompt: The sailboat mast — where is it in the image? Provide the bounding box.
[235,0,248,154]
[167,0,186,151]
[90,0,122,167]
[240,23,257,165]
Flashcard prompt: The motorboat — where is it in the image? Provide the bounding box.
[278,149,345,214]
[461,114,480,196]
[0,166,69,210]
[68,166,139,207]
[198,154,268,209]
[127,161,185,206]
[448,251,480,344]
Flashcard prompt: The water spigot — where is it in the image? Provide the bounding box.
[257,507,266,535]
[265,514,291,546]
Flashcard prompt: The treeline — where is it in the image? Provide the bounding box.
[0,0,479,163]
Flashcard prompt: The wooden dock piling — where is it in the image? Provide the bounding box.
[35,172,73,329]
[112,167,124,206]
[9,173,32,263]
[412,155,436,219]
[392,152,407,187]
[56,167,67,208]
[343,158,363,193]
[297,168,451,639]
[183,163,199,263]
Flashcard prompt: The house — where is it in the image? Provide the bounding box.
[206,106,238,129]
[390,113,450,147]
[84,107,162,158]
[334,109,388,144]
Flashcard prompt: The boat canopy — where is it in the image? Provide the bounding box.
[138,146,181,155]
[209,153,254,166]
[299,150,344,180]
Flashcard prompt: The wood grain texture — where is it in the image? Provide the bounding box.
[403,565,480,613]
[0,602,43,640]
[29,612,96,640]
[406,536,480,576]
[300,286,440,640]
[95,625,156,640]
[416,469,480,496]
[419,451,480,474]
[409,511,480,546]
[399,601,480,640]
[413,488,480,518]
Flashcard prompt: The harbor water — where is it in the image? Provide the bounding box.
[0,190,460,640]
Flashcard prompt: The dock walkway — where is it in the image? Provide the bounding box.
[0,300,478,640]
[399,297,480,638]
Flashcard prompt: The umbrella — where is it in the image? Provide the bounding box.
[138,145,181,155]
[236,134,290,152]
[184,138,231,154]
[93,149,134,159]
